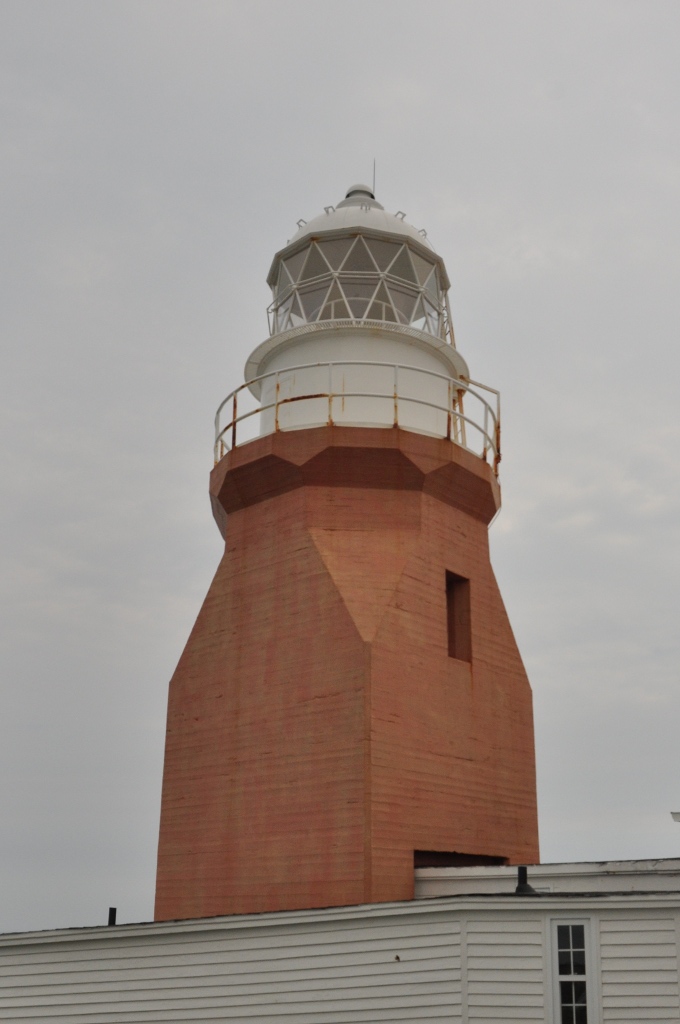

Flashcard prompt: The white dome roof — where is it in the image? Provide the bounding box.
[289,184,433,250]
[268,185,448,289]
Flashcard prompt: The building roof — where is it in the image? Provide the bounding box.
[415,856,680,897]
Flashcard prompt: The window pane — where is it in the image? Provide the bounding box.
[558,949,572,975]
[299,284,330,319]
[366,238,401,270]
[289,294,304,327]
[424,267,441,303]
[573,982,587,1004]
[572,925,585,949]
[325,280,344,303]
[277,264,293,299]
[572,949,586,975]
[275,294,293,331]
[424,297,442,336]
[561,1008,574,1024]
[412,250,435,284]
[372,281,392,305]
[575,1007,588,1024]
[284,248,307,281]
[410,297,427,331]
[388,247,418,283]
[388,283,418,320]
[318,238,352,269]
[341,237,378,273]
[340,279,379,300]
[299,245,330,281]
[347,298,369,317]
[557,925,571,950]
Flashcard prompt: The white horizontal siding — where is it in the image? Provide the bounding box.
[465,919,544,1022]
[600,918,680,1023]
[4,898,680,1023]
[0,917,460,1023]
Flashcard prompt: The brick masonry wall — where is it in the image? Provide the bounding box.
[154,427,539,920]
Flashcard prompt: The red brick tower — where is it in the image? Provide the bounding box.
[154,185,539,921]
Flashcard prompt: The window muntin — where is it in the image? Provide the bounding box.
[556,923,589,1024]
[269,237,446,338]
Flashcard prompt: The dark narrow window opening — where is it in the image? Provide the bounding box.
[414,850,508,868]
[557,924,588,1024]
[446,571,471,661]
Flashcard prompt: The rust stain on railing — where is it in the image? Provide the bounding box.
[214,362,501,478]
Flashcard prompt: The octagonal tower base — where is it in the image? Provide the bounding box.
[154,427,539,921]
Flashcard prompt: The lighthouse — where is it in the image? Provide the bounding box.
[154,185,539,921]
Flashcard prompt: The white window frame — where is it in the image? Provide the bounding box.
[547,917,600,1024]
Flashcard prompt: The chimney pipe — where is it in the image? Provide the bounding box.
[107,907,117,926]
[515,866,536,894]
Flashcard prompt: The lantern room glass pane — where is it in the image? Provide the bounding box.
[388,283,418,322]
[299,283,330,320]
[277,264,294,300]
[366,238,401,270]
[372,281,392,305]
[412,250,435,285]
[320,280,351,321]
[341,237,378,273]
[411,297,427,332]
[326,280,345,302]
[289,294,304,326]
[341,280,379,301]
[424,297,442,335]
[275,293,293,331]
[423,268,441,303]
[347,297,370,318]
[299,245,330,281]
[318,238,353,269]
[388,247,418,284]
[284,248,307,281]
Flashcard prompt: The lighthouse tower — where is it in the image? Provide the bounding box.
[154,185,539,921]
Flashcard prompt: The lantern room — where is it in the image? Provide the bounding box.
[267,185,447,339]
[215,186,499,474]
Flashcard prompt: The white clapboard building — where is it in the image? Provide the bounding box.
[2,859,680,1023]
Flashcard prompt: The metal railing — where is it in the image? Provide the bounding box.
[214,361,501,475]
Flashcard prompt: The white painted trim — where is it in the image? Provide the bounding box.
[542,914,553,1024]
[460,917,468,1021]
[5,892,680,949]
[244,320,469,386]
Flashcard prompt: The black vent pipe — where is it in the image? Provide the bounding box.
[515,866,536,894]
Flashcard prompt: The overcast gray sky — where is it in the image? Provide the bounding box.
[2,0,680,933]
